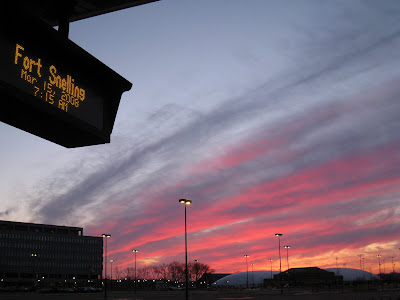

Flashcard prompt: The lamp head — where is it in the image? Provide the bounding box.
[179,199,192,205]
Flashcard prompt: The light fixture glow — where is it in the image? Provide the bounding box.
[179,199,192,205]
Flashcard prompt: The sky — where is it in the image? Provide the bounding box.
[1,0,400,275]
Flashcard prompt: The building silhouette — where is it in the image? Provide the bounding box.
[0,220,102,287]
[273,267,343,286]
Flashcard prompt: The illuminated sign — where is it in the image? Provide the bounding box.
[0,7,132,147]
[8,43,103,130]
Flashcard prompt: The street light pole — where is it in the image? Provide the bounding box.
[132,249,139,294]
[102,234,111,298]
[110,259,114,289]
[284,246,290,270]
[377,255,382,274]
[193,259,200,285]
[244,255,249,289]
[284,245,290,283]
[275,234,283,294]
[358,254,363,270]
[251,263,255,288]
[31,253,38,288]
[269,259,273,280]
[179,199,192,300]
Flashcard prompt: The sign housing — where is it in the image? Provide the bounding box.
[0,6,132,147]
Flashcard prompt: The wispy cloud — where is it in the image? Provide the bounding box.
[5,0,400,274]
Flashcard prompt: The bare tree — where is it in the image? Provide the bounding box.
[152,263,169,280]
[114,266,121,280]
[137,265,152,279]
[125,267,134,280]
[189,262,213,282]
[121,261,213,283]
[167,261,185,283]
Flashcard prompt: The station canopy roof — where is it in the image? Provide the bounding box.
[10,0,159,26]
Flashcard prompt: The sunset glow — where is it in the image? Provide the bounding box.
[1,0,400,278]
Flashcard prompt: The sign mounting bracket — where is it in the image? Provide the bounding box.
[57,1,76,38]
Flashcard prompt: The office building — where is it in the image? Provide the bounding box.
[0,220,102,286]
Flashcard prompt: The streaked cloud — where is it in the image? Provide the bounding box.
[1,0,400,275]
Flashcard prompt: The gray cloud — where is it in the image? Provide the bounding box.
[0,209,12,217]
[18,2,400,269]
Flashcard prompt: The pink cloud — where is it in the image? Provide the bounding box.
[88,135,400,274]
